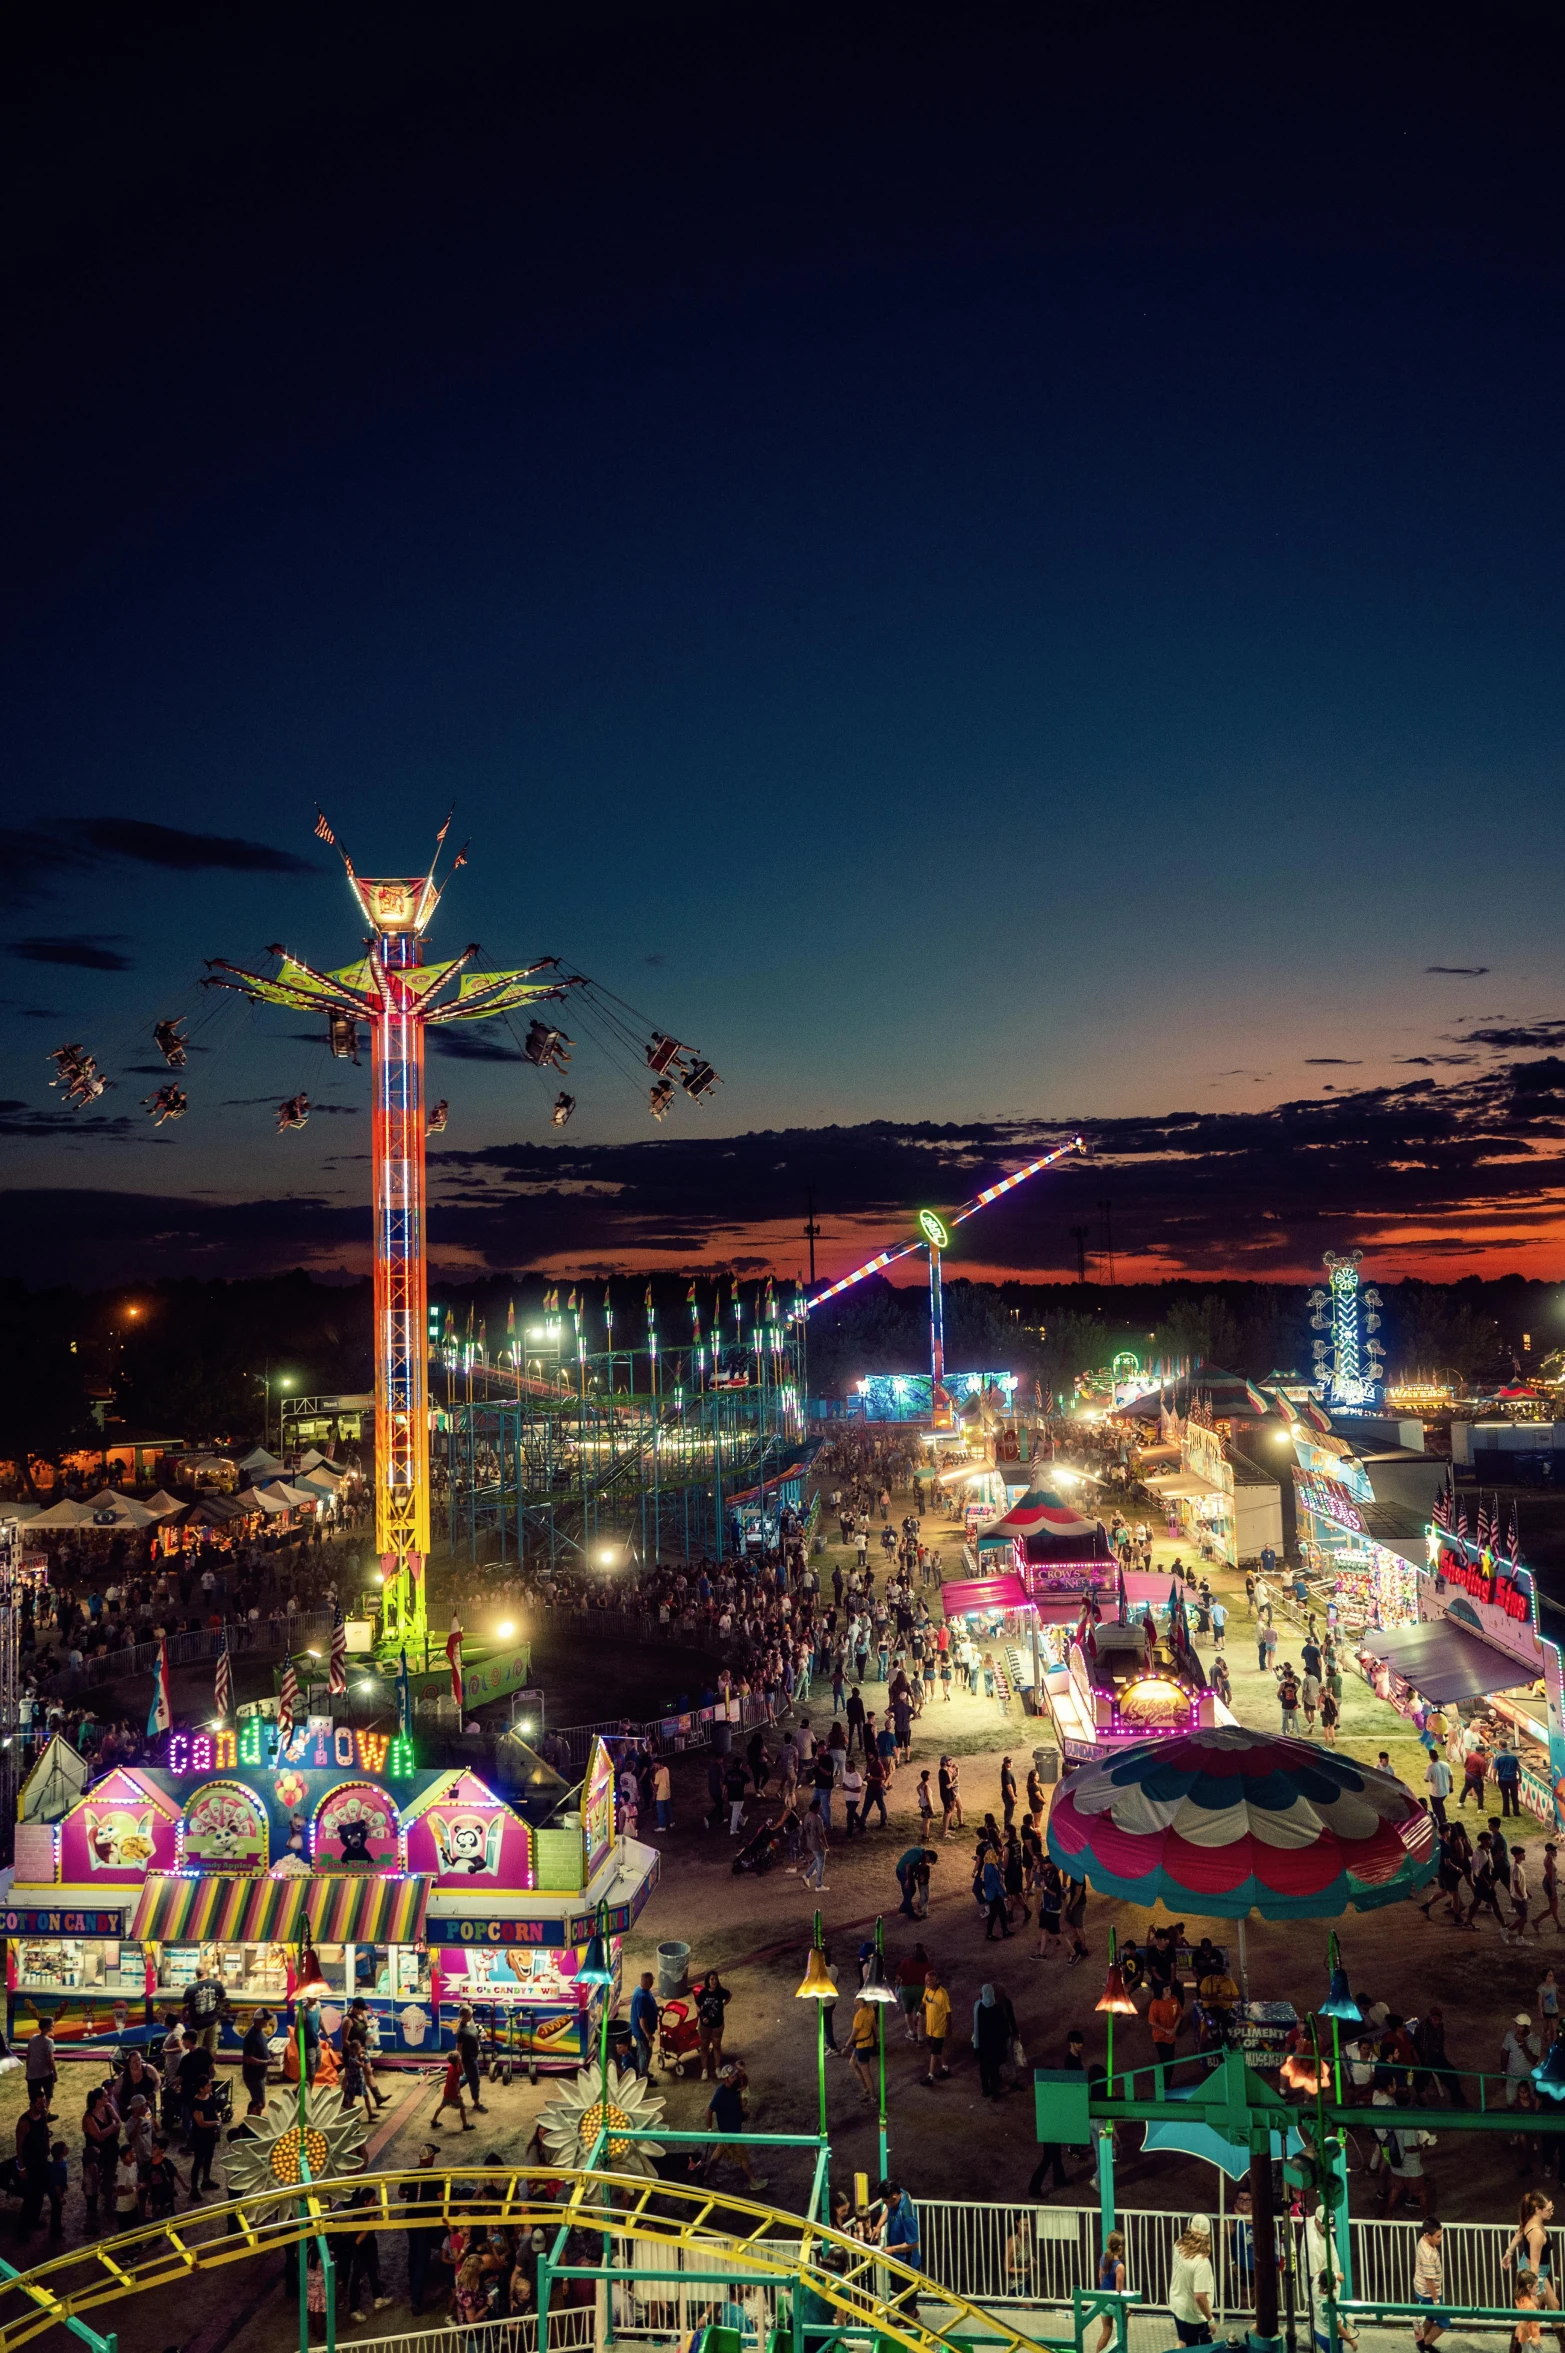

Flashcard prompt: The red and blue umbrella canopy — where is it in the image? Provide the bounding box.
[1047,1725,1436,1918]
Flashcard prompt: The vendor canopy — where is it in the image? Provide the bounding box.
[1357,1618,1531,1707]
[133,1873,432,1944]
[976,1484,1112,1564]
[942,1573,1029,1616]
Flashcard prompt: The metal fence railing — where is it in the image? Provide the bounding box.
[39,1610,336,1701]
[912,2202,1524,2320]
[324,2310,596,2353]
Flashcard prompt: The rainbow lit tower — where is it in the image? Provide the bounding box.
[207,829,575,1656]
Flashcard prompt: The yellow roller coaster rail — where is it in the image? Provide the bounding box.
[0,2167,1052,2353]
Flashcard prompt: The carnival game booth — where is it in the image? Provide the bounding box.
[1041,1613,1234,1767]
[1355,1531,1565,1819]
[3,1727,656,2069]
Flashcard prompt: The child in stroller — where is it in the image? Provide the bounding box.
[731,1812,792,1876]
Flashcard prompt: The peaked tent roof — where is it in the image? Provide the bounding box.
[979,1485,1102,1540]
[26,1497,99,1527]
[82,1490,158,1527]
[238,1447,284,1474]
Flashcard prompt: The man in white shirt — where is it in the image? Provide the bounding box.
[1425,1753,1453,1829]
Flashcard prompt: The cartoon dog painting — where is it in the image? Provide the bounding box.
[429,1810,503,1878]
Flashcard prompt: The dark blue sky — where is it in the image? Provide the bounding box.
[5,1,1565,1287]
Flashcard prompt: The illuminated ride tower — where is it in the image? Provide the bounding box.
[207,843,577,1658]
[801,1139,1086,1428]
[1309,1248,1384,1413]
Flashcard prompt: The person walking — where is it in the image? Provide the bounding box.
[1063,1875,1090,1965]
[695,1972,732,2079]
[430,2046,476,2132]
[800,1796,829,1890]
[939,1757,963,1837]
[981,1851,1012,1941]
[972,1984,1010,2098]
[1496,1741,1524,1819]
[1537,1846,1563,1936]
[896,1945,929,2043]
[455,2006,489,2112]
[920,1968,952,2084]
[1412,2217,1447,2350]
[1168,2216,1215,2347]
[1000,1757,1018,1831]
[187,2057,222,2199]
[652,1759,673,1831]
[1425,1752,1452,1830]
[630,1972,660,2078]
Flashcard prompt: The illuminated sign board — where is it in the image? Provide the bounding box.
[159,1723,417,1778]
[1434,1548,1529,1624]
[1293,1468,1366,1535]
[917,1209,951,1252]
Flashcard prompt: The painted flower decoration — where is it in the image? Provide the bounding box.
[536,2069,666,2175]
[225,2086,367,2201]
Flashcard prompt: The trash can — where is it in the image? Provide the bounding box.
[1032,1745,1059,1784]
[657,1940,691,1999]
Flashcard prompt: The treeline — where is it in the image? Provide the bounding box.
[4,1267,1556,1463]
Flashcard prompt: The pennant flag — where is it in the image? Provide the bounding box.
[686,1281,697,1306]
[396,1649,412,1736]
[465,1299,474,1337]
[213,1629,233,1721]
[278,1656,299,1746]
[506,1299,516,1354]
[147,1637,172,1738]
[447,1626,465,1709]
[568,1289,579,1313]
[435,806,453,847]
[328,1604,348,1697]
[603,1282,613,1312]
[1244,1380,1267,1414]
[644,1281,654,1310]
[451,845,468,871]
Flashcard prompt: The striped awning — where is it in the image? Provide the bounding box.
[132,1874,308,1944]
[305,1876,430,1945]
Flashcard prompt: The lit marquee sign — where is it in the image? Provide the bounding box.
[162,1724,417,1777]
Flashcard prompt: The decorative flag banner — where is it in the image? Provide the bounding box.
[278,1657,299,1745]
[213,1630,232,1722]
[447,1626,464,1708]
[329,1605,348,1697]
[147,1637,172,1738]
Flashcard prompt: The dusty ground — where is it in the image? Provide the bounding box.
[8,1475,1562,2353]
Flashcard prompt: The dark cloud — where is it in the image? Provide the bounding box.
[1426,966,1491,976]
[1397,1055,1476,1067]
[643,953,667,968]
[14,1054,1565,1283]
[5,935,133,971]
[1303,1058,1362,1066]
[0,820,319,904]
[427,1029,525,1062]
[1462,1022,1565,1050]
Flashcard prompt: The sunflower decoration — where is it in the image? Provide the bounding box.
[536,2068,667,2177]
[225,2086,368,2201]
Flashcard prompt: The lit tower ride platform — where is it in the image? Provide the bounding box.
[206,832,593,1659]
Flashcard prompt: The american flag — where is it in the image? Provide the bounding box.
[1477,1498,1492,1552]
[278,1658,299,1746]
[1433,1481,1452,1533]
[314,809,336,844]
[328,1605,348,1696]
[1456,1500,1469,1543]
[214,1630,232,1720]
[447,1625,464,1709]
[1509,1505,1521,1563]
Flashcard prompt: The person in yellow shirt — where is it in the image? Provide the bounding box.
[922,1967,952,2083]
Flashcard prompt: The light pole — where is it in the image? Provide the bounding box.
[859,1917,899,2180]
[795,1911,835,2147]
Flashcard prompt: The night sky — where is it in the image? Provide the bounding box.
[5,1,1565,1291]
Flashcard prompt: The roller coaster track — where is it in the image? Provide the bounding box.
[0,2166,1048,2353]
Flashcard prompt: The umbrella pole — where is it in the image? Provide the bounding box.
[1247,2143,1283,2353]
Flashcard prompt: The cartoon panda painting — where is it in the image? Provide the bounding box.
[430,1810,503,1877]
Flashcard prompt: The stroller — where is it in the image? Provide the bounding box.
[655,1999,703,2079]
[731,1814,790,1877]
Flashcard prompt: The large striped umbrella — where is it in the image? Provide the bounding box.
[1047,1725,1436,1918]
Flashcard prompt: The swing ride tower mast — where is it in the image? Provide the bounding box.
[206,843,578,1662]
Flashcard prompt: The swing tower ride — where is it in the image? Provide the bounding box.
[206,838,579,1658]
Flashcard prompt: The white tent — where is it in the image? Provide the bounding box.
[249,1486,292,1514]
[297,1450,343,1477]
[238,1447,284,1475]
[142,1490,189,1518]
[260,1481,320,1508]
[83,1490,158,1528]
[25,1498,98,1528]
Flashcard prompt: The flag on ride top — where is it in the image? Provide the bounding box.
[1477,1497,1492,1553]
[1432,1480,1452,1532]
[603,1281,613,1312]
[328,1605,348,1696]
[1456,1498,1469,1542]
[147,1637,172,1738]
[1509,1505,1521,1562]
[644,1282,654,1310]
[435,807,453,847]
[447,1626,464,1709]
[451,845,468,871]
[278,1656,299,1746]
[396,1649,412,1736]
[686,1281,697,1306]
[506,1299,516,1358]
[314,809,336,845]
[568,1289,579,1314]
[213,1629,233,1721]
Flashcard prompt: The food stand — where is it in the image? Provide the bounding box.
[1355,1530,1565,1820]
[3,1726,656,2066]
